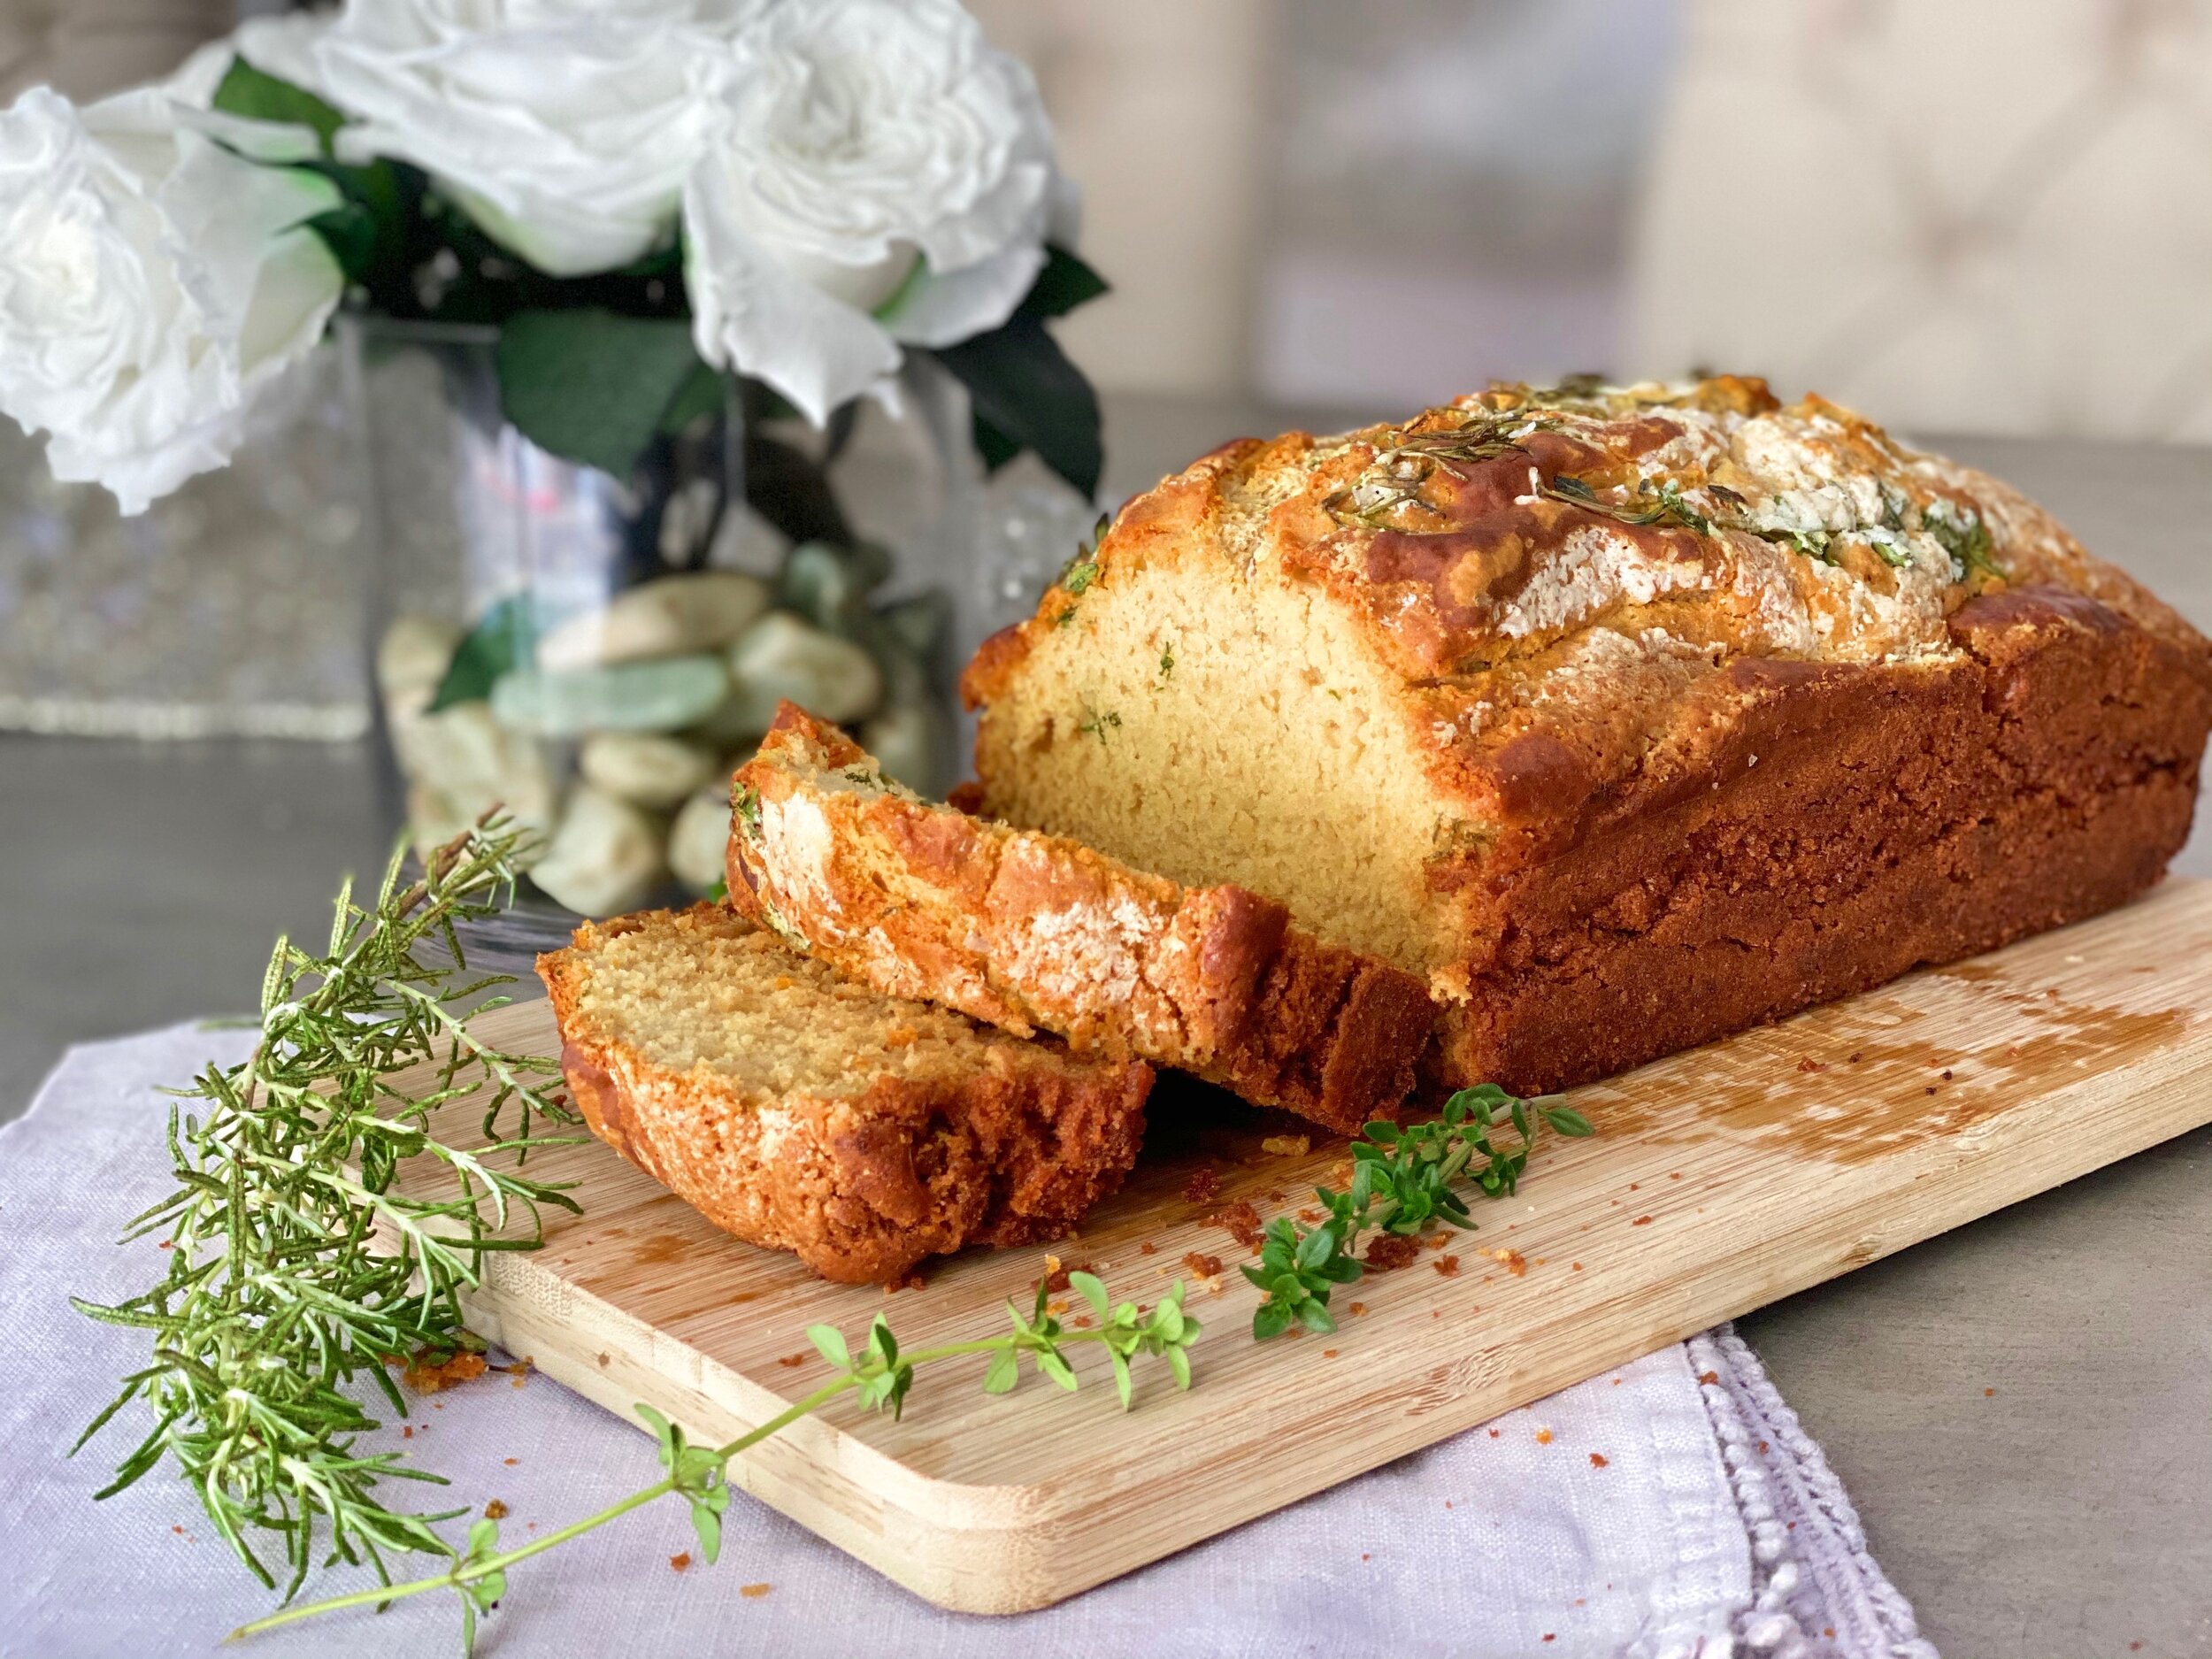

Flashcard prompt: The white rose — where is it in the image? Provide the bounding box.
[313,0,759,279]
[169,12,339,107]
[683,0,1071,425]
[0,87,344,514]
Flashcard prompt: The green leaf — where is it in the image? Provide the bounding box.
[495,309,708,480]
[1167,1345,1192,1390]
[926,315,1102,497]
[1541,1103,1595,1137]
[429,595,535,712]
[1019,246,1110,319]
[691,1501,722,1564]
[211,58,344,152]
[659,361,729,438]
[1067,1271,1110,1318]
[972,411,1022,473]
[1035,1349,1078,1392]
[1110,1349,1133,1410]
[1252,1301,1294,1342]
[305,203,380,283]
[982,1348,1019,1395]
[1294,1225,1338,1272]
[806,1324,850,1371]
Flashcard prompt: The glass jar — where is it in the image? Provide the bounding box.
[343,316,962,918]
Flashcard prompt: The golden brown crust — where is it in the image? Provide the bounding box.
[732,706,1433,1133]
[1430,584,2212,1092]
[537,905,1149,1284]
[968,377,2212,815]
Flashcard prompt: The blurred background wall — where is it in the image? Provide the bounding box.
[8,0,2211,439]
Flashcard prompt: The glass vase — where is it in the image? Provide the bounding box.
[342,315,961,918]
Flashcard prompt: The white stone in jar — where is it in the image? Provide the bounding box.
[377,613,465,715]
[391,699,557,847]
[579,731,718,809]
[530,785,666,916]
[668,786,736,895]
[490,656,728,736]
[535,571,770,671]
[710,611,883,739]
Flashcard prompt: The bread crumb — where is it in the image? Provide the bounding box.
[484,1499,509,1520]
[1589,1453,1609,1468]
[1571,1262,1584,1271]
[1363,1234,1421,1271]
[1433,1255,1461,1277]
[1487,1428,1500,1438]
[778,1354,806,1368]
[670,1553,691,1573]
[1181,1167,1221,1203]
[1033,1258,1093,1294]
[1486,1248,1527,1276]
[1348,1301,1368,1317]
[1260,1134,1310,1156]
[1425,1233,1449,1251]
[1322,1348,1339,1358]
[1139,1240,1157,1255]
[741,1583,772,1599]
[1796,1057,1824,1072]
[1535,1428,1553,1445]
[1631,1216,1653,1227]
[1202,1203,1263,1248]
[1182,1251,1224,1280]
[503,1457,518,1466]
[1984,1386,1995,1397]
[398,1348,488,1394]
[1699,1371,1719,1385]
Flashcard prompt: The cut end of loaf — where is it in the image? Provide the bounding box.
[732,705,1434,1133]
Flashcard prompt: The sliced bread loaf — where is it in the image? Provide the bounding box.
[726,706,1435,1134]
[537,904,1150,1284]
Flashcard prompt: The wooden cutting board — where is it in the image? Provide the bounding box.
[393,878,2212,1615]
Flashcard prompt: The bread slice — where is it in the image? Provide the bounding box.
[537,904,1150,1284]
[726,706,1434,1134]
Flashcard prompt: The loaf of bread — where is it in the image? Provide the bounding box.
[726,704,1434,1133]
[536,904,1150,1283]
[963,377,2212,1095]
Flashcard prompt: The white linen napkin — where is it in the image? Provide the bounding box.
[0,1025,1938,1659]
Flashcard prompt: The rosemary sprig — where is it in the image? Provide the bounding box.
[1244,1086,1593,1340]
[70,819,583,1601]
[1922,498,2005,581]
[1053,511,1112,626]
[233,1279,1199,1649]
[1324,411,1561,529]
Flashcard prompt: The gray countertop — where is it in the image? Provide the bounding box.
[4,409,2207,1658]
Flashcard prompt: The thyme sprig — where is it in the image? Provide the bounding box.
[233,1279,1199,1649]
[1245,1086,1593,1340]
[70,819,583,1601]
